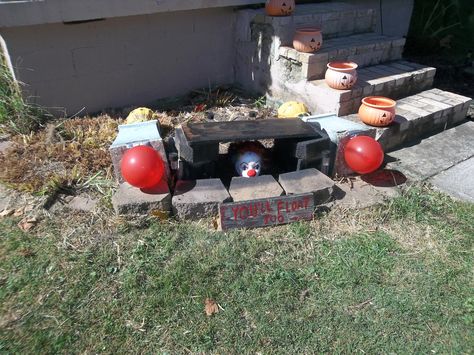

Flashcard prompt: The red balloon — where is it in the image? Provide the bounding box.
[121,145,165,188]
[344,136,384,174]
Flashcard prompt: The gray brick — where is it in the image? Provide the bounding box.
[112,181,171,215]
[172,179,231,219]
[279,168,335,204]
[229,175,284,202]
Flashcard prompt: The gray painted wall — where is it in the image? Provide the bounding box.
[0,0,263,28]
[1,7,237,115]
[0,1,414,115]
[342,0,414,36]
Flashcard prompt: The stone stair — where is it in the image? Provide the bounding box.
[343,89,472,151]
[268,60,436,116]
[235,2,472,149]
[279,33,406,81]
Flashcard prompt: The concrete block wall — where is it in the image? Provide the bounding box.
[1,7,237,115]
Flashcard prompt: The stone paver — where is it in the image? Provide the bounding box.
[430,157,474,203]
[67,196,98,212]
[172,179,231,219]
[278,168,335,204]
[331,178,400,209]
[386,121,474,180]
[112,180,171,215]
[229,175,284,202]
[0,140,13,154]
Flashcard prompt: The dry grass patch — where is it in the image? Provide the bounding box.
[0,115,121,195]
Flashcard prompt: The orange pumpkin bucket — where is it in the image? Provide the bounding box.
[265,0,295,16]
[358,96,396,127]
[325,61,358,90]
[293,28,323,53]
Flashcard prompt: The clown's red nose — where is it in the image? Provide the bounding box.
[247,169,257,177]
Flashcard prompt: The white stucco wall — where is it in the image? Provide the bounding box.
[1,7,238,115]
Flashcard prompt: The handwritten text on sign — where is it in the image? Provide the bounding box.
[219,193,314,230]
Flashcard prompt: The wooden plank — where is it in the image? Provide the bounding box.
[181,118,320,145]
[219,193,314,230]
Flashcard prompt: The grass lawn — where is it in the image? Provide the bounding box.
[0,185,473,353]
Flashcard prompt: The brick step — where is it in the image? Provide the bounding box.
[237,3,376,44]
[267,60,436,117]
[279,33,406,80]
[341,88,472,151]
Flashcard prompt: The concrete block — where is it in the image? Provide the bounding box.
[112,181,171,215]
[67,196,98,212]
[109,119,166,184]
[172,179,231,219]
[279,168,335,204]
[229,175,284,202]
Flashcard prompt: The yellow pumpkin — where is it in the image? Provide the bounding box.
[125,107,156,124]
[277,101,310,118]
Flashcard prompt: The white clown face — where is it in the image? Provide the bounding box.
[235,151,262,178]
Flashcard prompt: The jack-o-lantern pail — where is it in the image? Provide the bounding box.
[265,0,295,16]
[293,28,323,53]
[358,96,396,127]
[325,62,358,90]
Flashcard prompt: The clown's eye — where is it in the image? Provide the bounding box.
[254,163,260,170]
[240,163,248,170]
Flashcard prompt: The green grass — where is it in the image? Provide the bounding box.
[0,186,473,353]
[0,56,46,134]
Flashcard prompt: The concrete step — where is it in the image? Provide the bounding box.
[279,33,406,80]
[235,2,376,94]
[267,60,436,116]
[385,120,474,182]
[245,3,376,42]
[342,89,472,152]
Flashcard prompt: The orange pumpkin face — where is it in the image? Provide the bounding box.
[293,28,323,53]
[265,0,295,16]
[325,62,358,90]
[358,96,396,127]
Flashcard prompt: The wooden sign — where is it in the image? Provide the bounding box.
[219,193,314,230]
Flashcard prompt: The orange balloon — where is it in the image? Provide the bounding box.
[121,145,164,188]
[344,136,384,174]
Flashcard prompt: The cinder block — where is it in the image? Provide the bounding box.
[109,120,169,183]
[172,179,231,219]
[279,168,335,204]
[112,180,171,215]
[229,175,284,202]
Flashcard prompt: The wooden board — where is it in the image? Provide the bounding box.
[219,193,314,230]
[181,118,320,145]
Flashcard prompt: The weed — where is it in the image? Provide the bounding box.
[253,95,267,108]
[191,86,236,109]
[0,53,49,134]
